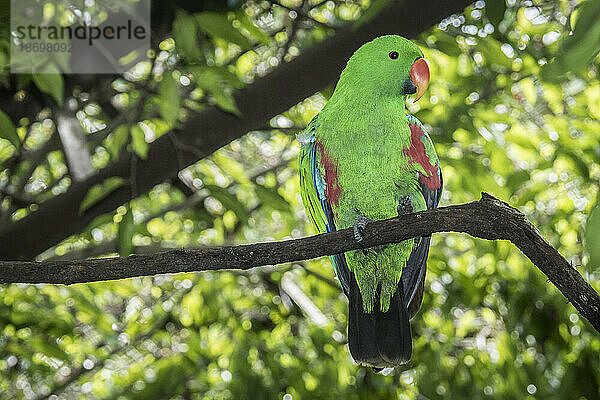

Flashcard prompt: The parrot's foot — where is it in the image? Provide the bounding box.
[397,196,413,216]
[353,216,373,249]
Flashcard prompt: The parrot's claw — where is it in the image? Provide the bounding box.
[353,216,373,247]
[397,196,413,216]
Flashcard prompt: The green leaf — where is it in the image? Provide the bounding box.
[130,125,149,160]
[205,184,248,223]
[190,66,243,89]
[173,10,201,60]
[80,177,126,214]
[212,89,242,117]
[130,359,188,400]
[84,213,114,233]
[585,202,600,269]
[235,9,271,45]
[541,0,600,81]
[143,118,171,140]
[0,109,20,151]
[255,185,290,212]
[196,12,252,49]
[159,73,181,126]
[32,70,64,106]
[212,151,250,184]
[118,204,135,256]
[353,0,393,31]
[16,74,32,89]
[478,38,513,69]
[32,337,68,360]
[486,0,506,26]
[107,124,129,159]
[190,66,243,116]
[432,33,462,57]
[562,150,590,181]
[505,170,530,190]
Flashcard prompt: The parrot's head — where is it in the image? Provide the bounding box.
[337,35,430,102]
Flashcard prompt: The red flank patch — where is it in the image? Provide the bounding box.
[403,123,441,191]
[316,141,342,207]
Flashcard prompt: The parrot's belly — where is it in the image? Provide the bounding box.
[330,162,424,313]
[333,168,423,228]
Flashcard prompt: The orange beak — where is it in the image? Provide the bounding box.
[410,58,430,101]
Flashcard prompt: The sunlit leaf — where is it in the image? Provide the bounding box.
[173,10,201,60]
[32,69,64,106]
[585,202,600,269]
[0,109,20,151]
[196,12,252,49]
[212,89,242,117]
[129,358,188,400]
[235,9,271,45]
[118,204,135,256]
[190,66,243,116]
[80,177,126,214]
[159,73,180,126]
[486,0,506,26]
[205,184,248,223]
[31,337,68,360]
[107,124,129,159]
[212,151,249,184]
[541,0,600,81]
[255,185,290,212]
[130,125,149,160]
[190,66,243,89]
[353,0,393,31]
[561,150,590,181]
[432,33,462,57]
[478,38,512,69]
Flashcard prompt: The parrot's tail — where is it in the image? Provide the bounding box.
[348,273,412,368]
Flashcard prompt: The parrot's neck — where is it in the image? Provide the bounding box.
[328,83,410,108]
[315,91,414,163]
[328,77,410,117]
[321,90,411,138]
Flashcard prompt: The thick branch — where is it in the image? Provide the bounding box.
[1,193,598,332]
[0,0,474,260]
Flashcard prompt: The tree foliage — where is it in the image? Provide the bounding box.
[0,0,599,399]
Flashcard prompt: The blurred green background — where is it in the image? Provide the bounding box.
[1,0,600,399]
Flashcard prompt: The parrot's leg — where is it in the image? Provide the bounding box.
[398,196,419,250]
[353,216,373,248]
[397,195,413,216]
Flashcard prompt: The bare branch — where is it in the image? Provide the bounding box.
[1,193,598,332]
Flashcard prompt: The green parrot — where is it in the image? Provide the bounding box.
[298,35,442,368]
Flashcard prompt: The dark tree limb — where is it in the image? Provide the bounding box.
[0,0,474,260]
[1,193,598,332]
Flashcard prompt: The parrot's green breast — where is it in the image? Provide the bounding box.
[315,98,426,312]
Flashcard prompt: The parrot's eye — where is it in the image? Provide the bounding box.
[389,51,399,60]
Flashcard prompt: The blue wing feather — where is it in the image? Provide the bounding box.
[298,122,351,296]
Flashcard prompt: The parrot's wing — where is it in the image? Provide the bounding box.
[298,119,351,296]
[403,116,443,318]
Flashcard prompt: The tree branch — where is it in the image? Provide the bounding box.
[1,193,598,332]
